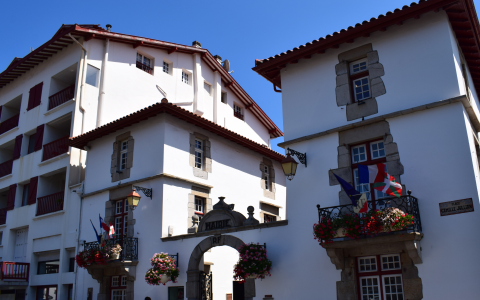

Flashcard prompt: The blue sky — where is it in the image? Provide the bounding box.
[1,0,478,153]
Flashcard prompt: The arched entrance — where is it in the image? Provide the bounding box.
[186,235,255,300]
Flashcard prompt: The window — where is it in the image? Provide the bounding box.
[111,275,127,300]
[112,290,126,300]
[28,133,36,154]
[263,166,270,190]
[349,58,371,103]
[86,65,100,87]
[263,214,276,223]
[350,139,388,201]
[221,91,227,104]
[168,287,184,300]
[234,104,243,120]
[204,82,212,95]
[21,184,29,207]
[136,53,153,74]
[121,276,127,286]
[194,139,203,169]
[182,71,189,84]
[119,140,128,171]
[27,82,43,111]
[69,257,75,272]
[357,255,403,300]
[37,260,60,274]
[112,276,119,287]
[163,61,169,74]
[36,286,57,300]
[114,199,128,236]
[194,196,205,214]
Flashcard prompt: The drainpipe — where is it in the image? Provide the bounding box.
[96,38,110,127]
[68,33,88,300]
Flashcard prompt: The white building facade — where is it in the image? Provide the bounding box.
[0,24,283,300]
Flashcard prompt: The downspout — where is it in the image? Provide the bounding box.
[96,38,110,127]
[68,33,88,300]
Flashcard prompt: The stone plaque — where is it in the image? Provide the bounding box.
[439,198,474,216]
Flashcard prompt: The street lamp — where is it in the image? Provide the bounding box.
[126,189,141,210]
[281,148,307,181]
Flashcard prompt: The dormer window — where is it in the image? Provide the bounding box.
[182,71,189,84]
[163,61,169,74]
[349,58,370,102]
[234,104,243,120]
[136,53,153,74]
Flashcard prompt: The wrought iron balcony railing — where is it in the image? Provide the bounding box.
[1,262,29,281]
[84,236,138,261]
[317,192,422,239]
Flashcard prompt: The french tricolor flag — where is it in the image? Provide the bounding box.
[358,163,402,198]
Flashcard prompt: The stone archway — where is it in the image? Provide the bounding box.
[186,235,255,300]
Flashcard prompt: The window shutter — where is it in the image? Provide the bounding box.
[6,184,16,211]
[0,106,3,120]
[34,124,44,152]
[13,134,23,160]
[27,85,36,111]
[111,142,118,175]
[34,82,43,107]
[126,138,134,169]
[28,176,38,205]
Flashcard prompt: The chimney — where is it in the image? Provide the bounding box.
[214,55,222,64]
[106,24,112,32]
[192,41,202,48]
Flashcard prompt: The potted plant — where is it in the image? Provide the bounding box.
[233,243,272,282]
[381,207,414,232]
[76,248,109,268]
[145,252,179,285]
[108,244,122,260]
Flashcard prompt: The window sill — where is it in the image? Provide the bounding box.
[44,99,75,116]
[33,210,65,221]
[0,174,13,182]
[38,152,69,166]
[0,224,6,229]
[0,127,19,139]
[259,200,282,208]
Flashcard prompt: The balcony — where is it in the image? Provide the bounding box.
[84,236,138,261]
[0,208,6,225]
[136,61,153,74]
[234,111,244,120]
[0,262,29,281]
[48,84,75,110]
[36,191,64,216]
[0,114,19,135]
[0,160,13,178]
[42,135,69,161]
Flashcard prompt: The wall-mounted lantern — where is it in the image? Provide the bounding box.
[281,148,307,181]
[126,189,141,210]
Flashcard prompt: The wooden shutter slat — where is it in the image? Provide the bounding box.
[27,86,35,111]
[13,134,23,160]
[34,124,44,152]
[34,82,43,108]
[28,177,38,205]
[6,184,16,210]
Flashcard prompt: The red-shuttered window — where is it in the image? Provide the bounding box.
[27,176,38,205]
[27,82,43,111]
[34,124,44,152]
[114,199,128,236]
[111,275,127,300]
[6,184,16,211]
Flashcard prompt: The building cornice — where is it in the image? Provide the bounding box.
[278,95,475,148]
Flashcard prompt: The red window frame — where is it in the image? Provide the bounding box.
[114,199,128,236]
[110,275,127,300]
[350,139,386,202]
[355,255,403,300]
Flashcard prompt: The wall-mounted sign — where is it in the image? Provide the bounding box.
[205,219,230,231]
[439,198,474,216]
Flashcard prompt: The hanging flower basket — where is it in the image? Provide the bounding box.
[233,243,272,282]
[313,208,414,246]
[145,252,179,285]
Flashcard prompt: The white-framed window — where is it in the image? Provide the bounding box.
[136,53,151,68]
[204,82,212,95]
[194,196,205,213]
[112,276,119,287]
[351,144,367,163]
[359,276,381,300]
[354,168,371,200]
[115,217,123,235]
[353,76,371,102]
[263,166,270,190]
[163,61,169,74]
[380,254,401,271]
[121,276,127,286]
[124,199,128,213]
[115,201,123,214]
[111,290,126,300]
[120,140,128,170]
[182,71,189,84]
[234,104,243,120]
[350,58,368,75]
[370,141,386,160]
[124,215,128,235]
[382,275,404,300]
[358,256,377,273]
[194,139,203,169]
